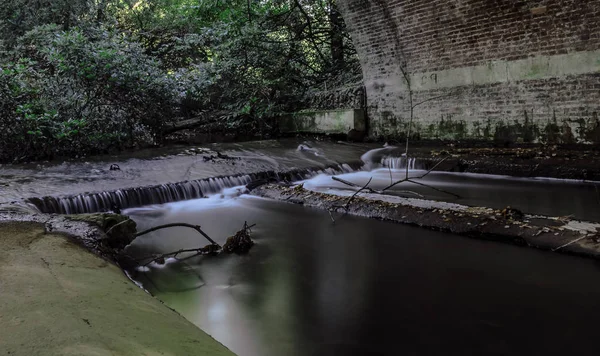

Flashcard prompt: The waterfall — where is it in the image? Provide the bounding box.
[26,163,360,214]
[381,156,418,170]
[361,146,420,170]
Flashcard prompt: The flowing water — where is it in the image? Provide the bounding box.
[0,139,375,203]
[6,142,597,222]
[125,194,600,356]
[4,139,600,354]
[301,169,600,222]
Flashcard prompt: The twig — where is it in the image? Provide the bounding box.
[333,175,424,199]
[332,176,361,188]
[394,190,425,198]
[137,247,211,266]
[552,235,591,252]
[381,157,456,198]
[105,218,132,236]
[388,165,393,185]
[327,210,336,223]
[344,177,373,210]
[381,177,410,192]
[332,175,380,194]
[135,223,219,246]
[136,223,256,266]
[405,179,461,198]
[419,156,449,179]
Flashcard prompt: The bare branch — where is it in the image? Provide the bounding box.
[419,156,449,179]
[552,235,591,252]
[343,177,373,210]
[405,179,461,198]
[394,190,425,198]
[382,177,410,192]
[382,157,451,192]
[135,223,256,266]
[332,176,361,188]
[327,210,336,223]
[135,223,219,246]
[137,246,214,266]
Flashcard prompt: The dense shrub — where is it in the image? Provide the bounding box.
[0,25,179,161]
[0,0,361,162]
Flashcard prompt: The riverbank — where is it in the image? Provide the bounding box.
[0,221,235,356]
[251,183,600,259]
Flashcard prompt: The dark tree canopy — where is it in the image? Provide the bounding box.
[0,0,360,162]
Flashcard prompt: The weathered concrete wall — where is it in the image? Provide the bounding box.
[303,85,365,111]
[337,0,600,143]
[280,109,366,134]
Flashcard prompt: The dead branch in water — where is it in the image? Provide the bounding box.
[382,156,449,191]
[135,222,256,266]
[135,223,219,246]
[380,156,459,198]
[345,177,373,209]
[552,234,593,252]
[332,176,424,198]
[331,177,374,216]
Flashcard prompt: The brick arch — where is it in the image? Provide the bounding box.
[337,0,600,143]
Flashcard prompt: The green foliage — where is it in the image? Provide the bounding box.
[0,25,178,161]
[0,0,361,162]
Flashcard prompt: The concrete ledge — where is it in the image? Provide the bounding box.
[0,222,235,356]
[251,184,600,259]
[279,109,366,134]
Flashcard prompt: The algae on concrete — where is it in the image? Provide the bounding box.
[0,221,235,356]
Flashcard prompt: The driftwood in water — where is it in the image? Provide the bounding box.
[223,222,255,254]
[133,222,256,266]
[135,223,219,246]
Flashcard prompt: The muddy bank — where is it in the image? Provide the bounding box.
[251,184,600,258]
[0,221,235,356]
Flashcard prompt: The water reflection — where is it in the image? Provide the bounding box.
[125,195,600,355]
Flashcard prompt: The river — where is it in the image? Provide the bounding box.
[125,194,600,356]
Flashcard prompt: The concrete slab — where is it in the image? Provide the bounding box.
[0,222,235,356]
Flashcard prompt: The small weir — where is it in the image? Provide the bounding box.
[382,156,418,170]
[26,163,361,214]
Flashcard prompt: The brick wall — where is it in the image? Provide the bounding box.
[337,0,600,143]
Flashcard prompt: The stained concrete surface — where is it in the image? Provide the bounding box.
[0,222,235,356]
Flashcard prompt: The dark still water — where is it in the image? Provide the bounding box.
[125,195,600,356]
